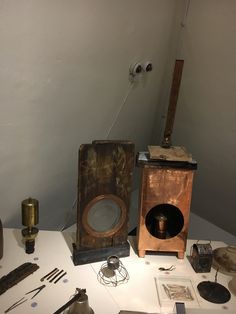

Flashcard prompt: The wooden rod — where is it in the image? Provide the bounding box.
[162,59,184,148]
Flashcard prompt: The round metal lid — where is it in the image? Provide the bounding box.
[197,281,231,304]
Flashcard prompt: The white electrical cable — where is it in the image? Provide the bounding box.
[106,82,134,139]
[60,76,135,231]
[181,0,191,28]
[60,197,77,231]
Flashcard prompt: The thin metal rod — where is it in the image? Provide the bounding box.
[4,297,27,313]
[40,268,58,281]
[49,269,64,283]
[54,271,67,284]
[46,268,59,281]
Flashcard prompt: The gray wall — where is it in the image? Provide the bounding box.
[0,0,183,230]
[2,1,235,236]
[158,0,236,236]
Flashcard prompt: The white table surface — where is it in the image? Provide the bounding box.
[0,228,235,314]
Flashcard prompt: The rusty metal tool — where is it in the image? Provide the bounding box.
[46,268,59,281]
[40,268,58,281]
[49,269,64,283]
[54,271,67,284]
[0,262,39,295]
[158,265,176,271]
[4,297,28,313]
[25,284,46,299]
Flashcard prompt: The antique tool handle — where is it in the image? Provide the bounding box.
[162,59,184,148]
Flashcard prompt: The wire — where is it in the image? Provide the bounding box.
[106,82,134,139]
[60,197,77,231]
[181,0,191,28]
[97,259,129,287]
[60,78,134,231]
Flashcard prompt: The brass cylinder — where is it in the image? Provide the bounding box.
[155,213,167,239]
[21,197,39,227]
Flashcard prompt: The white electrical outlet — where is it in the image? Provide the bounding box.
[129,63,143,77]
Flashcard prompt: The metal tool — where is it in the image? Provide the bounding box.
[158,265,175,271]
[46,268,60,280]
[40,268,58,281]
[49,269,64,283]
[54,271,67,284]
[190,240,213,273]
[4,297,28,313]
[0,262,39,295]
[25,284,46,299]
[21,197,39,254]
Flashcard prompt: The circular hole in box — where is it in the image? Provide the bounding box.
[145,204,184,239]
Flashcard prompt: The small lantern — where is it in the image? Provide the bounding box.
[190,241,213,273]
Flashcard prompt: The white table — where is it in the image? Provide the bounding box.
[0,228,235,314]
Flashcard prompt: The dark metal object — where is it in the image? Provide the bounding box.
[97,255,129,287]
[53,288,94,314]
[159,265,175,271]
[107,255,120,270]
[162,60,184,148]
[21,197,39,254]
[49,269,64,283]
[54,271,67,284]
[4,297,28,313]
[47,268,60,280]
[40,268,58,281]
[25,284,46,299]
[197,281,231,304]
[73,140,135,265]
[155,213,167,239]
[0,262,39,295]
[190,242,213,273]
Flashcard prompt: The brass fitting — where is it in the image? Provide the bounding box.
[21,197,39,254]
